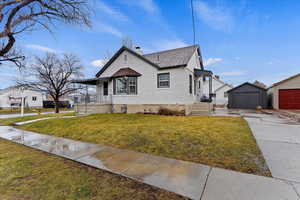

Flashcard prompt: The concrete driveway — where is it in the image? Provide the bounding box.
[245,113,300,185]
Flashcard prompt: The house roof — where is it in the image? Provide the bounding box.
[111,68,141,78]
[143,45,200,69]
[96,45,202,77]
[270,73,300,88]
[227,82,267,93]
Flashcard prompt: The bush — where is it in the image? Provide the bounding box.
[157,108,185,116]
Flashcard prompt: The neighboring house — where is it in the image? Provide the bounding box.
[228,82,268,109]
[268,73,300,109]
[73,45,214,115]
[0,86,45,109]
[203,75,233,106]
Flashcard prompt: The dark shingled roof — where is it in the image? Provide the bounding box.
[111,68,141,78]
[96,45,202,77]
[143,45,199,68]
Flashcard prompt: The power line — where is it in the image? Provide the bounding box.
[191,0,196,45]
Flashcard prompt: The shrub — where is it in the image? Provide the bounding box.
[157,108,185,116]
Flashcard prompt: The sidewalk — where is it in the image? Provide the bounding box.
[0,111,74,119]
[0,126,299,200]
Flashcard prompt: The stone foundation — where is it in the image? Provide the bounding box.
[75,103,211,116]
[75,104,112,114]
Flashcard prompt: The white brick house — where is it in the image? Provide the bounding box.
[74,45,213,115]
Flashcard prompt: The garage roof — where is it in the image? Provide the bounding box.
[270,73,300,88]
[227,82,267,93]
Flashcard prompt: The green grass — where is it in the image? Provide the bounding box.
[0,108,73,115]
[0,139,184,200]
[18,114,271,176]
[0,112,75,126]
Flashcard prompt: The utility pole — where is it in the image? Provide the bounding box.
[191,0,196,45]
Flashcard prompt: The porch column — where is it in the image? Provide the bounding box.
[209,75,212,96]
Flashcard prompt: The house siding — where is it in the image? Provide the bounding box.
[98,50,199,105]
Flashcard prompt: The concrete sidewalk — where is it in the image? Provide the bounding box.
[0,110,74,119]
[0,126,299,200]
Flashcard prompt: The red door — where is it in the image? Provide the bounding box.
[279,89,300,109]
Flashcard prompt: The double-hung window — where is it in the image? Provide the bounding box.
[157,73,170,88]
[114,77,137,95]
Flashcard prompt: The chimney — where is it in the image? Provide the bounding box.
[215,75,220,79]
[134,46,143,55]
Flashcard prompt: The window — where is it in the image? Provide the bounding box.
[114,77,137,95]
[157,73,170,88]
[189,75,192,94]
[198,80,201,88]
[103,82,108,96]
[32,96,37,101]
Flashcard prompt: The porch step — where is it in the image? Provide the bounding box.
[190,103,212,116]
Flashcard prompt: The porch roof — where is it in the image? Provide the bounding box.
[71,77,110,85]
[194,69,213,77]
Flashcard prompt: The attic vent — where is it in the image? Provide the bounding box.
[157,54,160,62]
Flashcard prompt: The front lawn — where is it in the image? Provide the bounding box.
[18,114,271,176]
[0,139,185,200]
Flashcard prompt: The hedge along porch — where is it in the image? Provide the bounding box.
[72,45,214,115]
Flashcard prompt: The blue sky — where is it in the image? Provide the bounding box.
[1,0,300,88]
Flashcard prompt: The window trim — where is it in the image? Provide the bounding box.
[157,73,170,88]
[113,76,137,95]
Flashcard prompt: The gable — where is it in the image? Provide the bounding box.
[99,50,160,78]
[96,47,159,77]
[272,73,300,89]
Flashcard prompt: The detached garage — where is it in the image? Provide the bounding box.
[228,82,267,109]
[269,73,300,110]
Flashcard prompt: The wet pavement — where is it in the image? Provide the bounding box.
[0,111,74,119]
[245,113,300,184]
[0,125,299,199]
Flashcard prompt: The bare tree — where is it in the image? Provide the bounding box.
[0,0,91,67]
[18,53,83,113]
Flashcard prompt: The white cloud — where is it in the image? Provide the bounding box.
[219,71,246,76]
[97,1,130,22]
[155,39,188,51]
[194,0,234,32]
[138,0,158,14]
[90,59,106,67]
[95,23,123,38]
[25,44,58,53]
[122,0,158,14]
[204,58,223,66]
